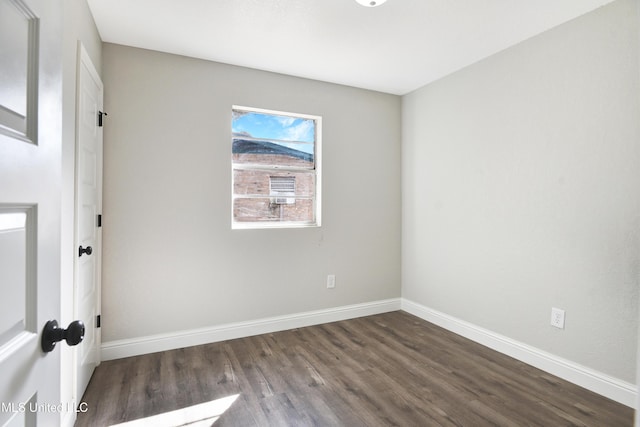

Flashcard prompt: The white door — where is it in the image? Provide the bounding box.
[74,43,103,401]
[0,0,64,425]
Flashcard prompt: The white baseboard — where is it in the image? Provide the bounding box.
[401,298,637,408]
[101,298,401,361]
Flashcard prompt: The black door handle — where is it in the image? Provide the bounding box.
[41,320,85,352]
[79,245,93,257]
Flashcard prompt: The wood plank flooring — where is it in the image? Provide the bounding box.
[75,311,633,426]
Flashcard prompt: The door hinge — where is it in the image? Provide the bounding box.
[96,315,101,328]
[98,111,108,127]
[97,214,102,227]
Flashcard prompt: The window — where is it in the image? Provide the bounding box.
[231,106,321,228]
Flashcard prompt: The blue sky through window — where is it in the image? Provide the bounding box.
[232,110,315,154]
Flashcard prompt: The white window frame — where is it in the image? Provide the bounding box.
[231,105,322,229]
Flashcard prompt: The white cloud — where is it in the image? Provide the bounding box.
[275,116,296,127]
[284,120,314,142]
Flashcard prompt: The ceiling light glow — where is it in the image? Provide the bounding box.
[355,0,388,7]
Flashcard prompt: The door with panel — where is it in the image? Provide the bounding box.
[74,43,103,403]
[0,0,70,425]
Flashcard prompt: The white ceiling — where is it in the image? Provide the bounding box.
[87,0,615,95]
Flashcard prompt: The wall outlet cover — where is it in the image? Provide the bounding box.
[551,307,565,329]
[327,274,336,289]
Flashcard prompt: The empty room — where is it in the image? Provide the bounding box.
[0,0,638,426]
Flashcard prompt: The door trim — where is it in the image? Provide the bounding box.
[72,41,103,405]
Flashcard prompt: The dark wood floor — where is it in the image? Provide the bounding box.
[75,311,633,426]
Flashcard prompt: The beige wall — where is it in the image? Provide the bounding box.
[402,0,639,383]
[101,43,402,342]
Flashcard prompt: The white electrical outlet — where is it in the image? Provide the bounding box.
[327,274,336,289]
[551,307,565,329]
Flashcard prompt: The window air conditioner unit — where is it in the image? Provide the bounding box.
[273,196,295,205]
[270,176,296,205]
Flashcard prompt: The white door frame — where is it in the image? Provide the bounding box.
[72,41,103,407]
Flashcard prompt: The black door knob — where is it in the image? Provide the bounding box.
[79,245,93,257]
[41,320,85,353]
